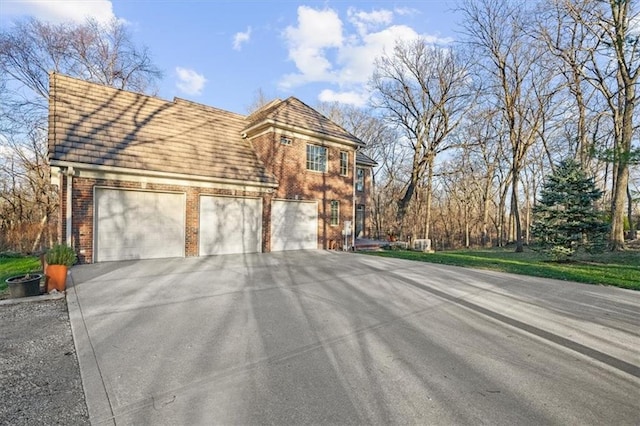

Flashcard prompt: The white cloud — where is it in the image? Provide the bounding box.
[281,6,343,87]
[348,8,393,36]
[285,6,343,49]
[233,27,252,51]
[318,89,368,107]
[336,25,423,85]
[175,67,207,96]
[394,7,420,17]
[2,0,116,24]
[280,6,452,106]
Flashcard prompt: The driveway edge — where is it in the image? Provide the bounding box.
[67,270,116,425]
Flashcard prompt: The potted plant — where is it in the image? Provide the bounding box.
[44,244,77,292]
[6,273,43,298]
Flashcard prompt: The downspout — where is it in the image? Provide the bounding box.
[65,166,74,246]
[352,148,357,250]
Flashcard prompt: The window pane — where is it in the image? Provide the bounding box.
[307,144,327,172]
[356,167,364,191]
[330,200,339,225]
[280,136,292,145]
[340,152,348,175]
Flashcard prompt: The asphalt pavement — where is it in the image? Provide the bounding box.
[67,251,640,425]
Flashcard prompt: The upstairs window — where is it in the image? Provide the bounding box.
[280,136,292,145]
[340,151,349,176]
[330,200,339,226]
[356,167,364,191]
[306,144,327,172]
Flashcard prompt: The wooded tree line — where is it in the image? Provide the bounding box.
[1,0,638,253]
[0,18,161,252]
[324,0,639,251]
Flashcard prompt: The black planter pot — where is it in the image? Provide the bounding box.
[6,274,43,298]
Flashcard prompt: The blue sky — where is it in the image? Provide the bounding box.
[1,0,459,114]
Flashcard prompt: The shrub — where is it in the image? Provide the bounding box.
[45,244,77,267]
[549,245,574,262]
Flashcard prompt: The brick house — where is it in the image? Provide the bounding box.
[48,73,376,263]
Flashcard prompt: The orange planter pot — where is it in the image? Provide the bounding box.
[46,264,68,292]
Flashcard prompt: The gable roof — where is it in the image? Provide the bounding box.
[245,97,364,147]
[48,73,277,186]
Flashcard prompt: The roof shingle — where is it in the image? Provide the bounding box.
[245,97,364,146]
[48,73,278,185]
[356,151,378,167]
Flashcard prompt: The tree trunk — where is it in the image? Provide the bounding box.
[424,159,434,241]
[610,82,635,249]
[397,167,421,235]
[464,201,470,248]
[481,201,489,247]
[497,174,510,247]
[497,198,505,247]
[628,183,637,240]
[610,161,629,249]
[511,176,524,252]
[31,215,48,253]
[525,190,531,245]
[605,0,636,250]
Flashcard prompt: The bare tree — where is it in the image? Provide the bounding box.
[245,88,274,114]
[459,0,556,252]
[458,107,506,247]
[536,0,600,167]
[0,17,161,251]
[370,38,473,239]
[0,18,160,101]
[568,0,639,249]
[316,102,400,238]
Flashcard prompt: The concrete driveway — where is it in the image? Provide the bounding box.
[67,251,640,425]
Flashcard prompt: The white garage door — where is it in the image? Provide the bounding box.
[95,188,185,262]
[199,196,262,255]
[271,200,318,251]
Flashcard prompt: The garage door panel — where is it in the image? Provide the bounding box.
[95,189,185,262]
[271,200,318,251]
[199,196,262,255]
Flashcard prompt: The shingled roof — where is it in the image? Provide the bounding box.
[356,151,378,167]
[48,73,277,186]
[245,97,364,147]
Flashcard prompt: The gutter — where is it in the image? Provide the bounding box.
[49,160,279,189]
[352,148,357,250]
[65,166,74,246]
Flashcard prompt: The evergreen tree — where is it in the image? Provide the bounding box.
[531,159,609,257]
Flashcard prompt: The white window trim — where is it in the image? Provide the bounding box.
[306,144,328,172]
[330,200,339,226]
[356,167,364,192]
[280,136,292,145]
[340,151,349,176]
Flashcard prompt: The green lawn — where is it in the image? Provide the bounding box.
[0,255,42,295]
[2,249,637,295]
[363,248,640,290]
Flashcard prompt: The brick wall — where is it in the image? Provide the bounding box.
[54,135,374,263]
[58,174,267,263]
[251,133,359,249]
